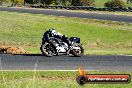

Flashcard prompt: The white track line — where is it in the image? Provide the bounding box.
[0,70,98,71]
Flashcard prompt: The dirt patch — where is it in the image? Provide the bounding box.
[0,46,27,54]
[40,76,74,80]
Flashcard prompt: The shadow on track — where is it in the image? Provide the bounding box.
[13,54,44,56]
[12,54,79,57]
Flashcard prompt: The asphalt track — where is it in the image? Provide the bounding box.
[0,54,132,71]
[0,7,132,23]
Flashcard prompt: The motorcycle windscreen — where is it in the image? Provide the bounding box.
[69,37,80,43]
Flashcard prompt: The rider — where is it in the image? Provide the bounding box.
[42,28,70,46]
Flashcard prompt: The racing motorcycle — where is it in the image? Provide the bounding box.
[40,31,84,57]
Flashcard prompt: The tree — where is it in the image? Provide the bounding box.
[71,0,80,6]
[104,0,125,8]
[25,0,33,4]
[10,0,24,6]
[40,0,53,5]
[71,0,95,6]
[0,0,8,5]
[0,0,3,5]
[80,0,95,6]
[127,0,132,4]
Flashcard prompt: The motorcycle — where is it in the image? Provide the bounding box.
[40,34,84,57]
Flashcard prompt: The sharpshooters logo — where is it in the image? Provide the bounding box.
[76,66,131,85]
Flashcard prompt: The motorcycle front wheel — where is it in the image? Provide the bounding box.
[71,44,84,57]
[40,43,56,57]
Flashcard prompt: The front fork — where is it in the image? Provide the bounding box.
[67,43,82,55]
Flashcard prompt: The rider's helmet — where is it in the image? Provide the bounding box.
[49,28,58,36]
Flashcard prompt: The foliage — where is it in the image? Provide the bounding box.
[40,0,53,5]
[65,0,71,6]
[80,0,95,6]
[104,0,125,8]
[9,0,24,6]
[0,0,8,5]
[71,0,80,6]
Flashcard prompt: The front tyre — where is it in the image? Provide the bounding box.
[40,43,56,57]
[71,44,84,57]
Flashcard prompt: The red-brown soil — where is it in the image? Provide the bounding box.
[0,45,27,54]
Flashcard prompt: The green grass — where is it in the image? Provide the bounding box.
[0,71,132,88]
[0,11,132,55]
[95,0,110,7]
[61,10,132,16]
[95,0,132,7]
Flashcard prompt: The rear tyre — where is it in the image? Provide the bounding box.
[71,44,84,57]
[40,43,56,57]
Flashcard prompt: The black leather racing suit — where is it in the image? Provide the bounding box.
[42,29,70,46]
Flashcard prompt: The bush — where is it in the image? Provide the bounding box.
[104,0,125,8]
[0,0,8,5]
[80,0,95,6]
[71,0,81,6]
[65,1,71,6]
